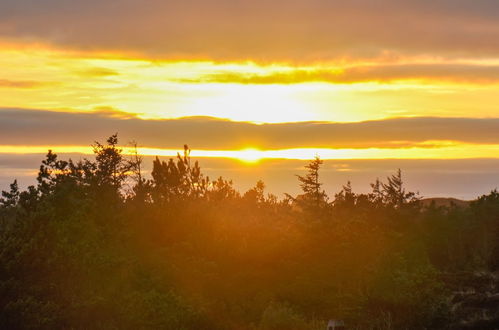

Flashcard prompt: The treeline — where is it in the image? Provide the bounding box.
[0,135,498,329]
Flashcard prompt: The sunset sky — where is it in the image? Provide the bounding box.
[2,0,499,198]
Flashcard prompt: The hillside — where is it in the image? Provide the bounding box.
[421,197,471,208]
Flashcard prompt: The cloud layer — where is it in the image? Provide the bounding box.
[2,108,499,150]
[180,64,499,84]
[2,0,499,61]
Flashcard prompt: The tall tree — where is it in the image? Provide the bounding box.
[294,156,328,212]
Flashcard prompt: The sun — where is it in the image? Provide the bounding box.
[237,148,263,163]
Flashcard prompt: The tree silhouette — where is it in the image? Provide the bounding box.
[93,133,130,189]
[0,135,497,329]
[381,169,420,208]
[151,145,210,204]
[0,180,19,208]
[295,156,327,212]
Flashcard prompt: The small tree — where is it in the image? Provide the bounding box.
[334,181,355,207]
[0,180,20,208]
[381,169,419,209]
[243,180,266,205]
[127,141,152,203]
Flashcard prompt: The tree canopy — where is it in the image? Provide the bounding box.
[1,135,498,329]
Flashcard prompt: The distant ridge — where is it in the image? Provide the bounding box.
[421,197,470,208]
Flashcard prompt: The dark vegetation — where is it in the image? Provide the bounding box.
[1,135,498,329]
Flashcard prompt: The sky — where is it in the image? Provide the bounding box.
[2,0,499,199]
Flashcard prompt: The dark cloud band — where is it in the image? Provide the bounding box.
[1,108,499,150]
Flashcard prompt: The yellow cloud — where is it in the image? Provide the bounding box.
[1,40,499,124]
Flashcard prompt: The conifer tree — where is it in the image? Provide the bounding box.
[296,156,327,210]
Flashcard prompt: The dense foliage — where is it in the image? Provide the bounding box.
[1,136,498,329]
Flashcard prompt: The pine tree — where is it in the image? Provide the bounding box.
[93,134,130,189]
[0,180,20,208]
[381,169,419,208]
[296,156,327,210]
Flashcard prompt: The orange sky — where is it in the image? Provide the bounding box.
[2,0,499,196]
[0,42,499,159]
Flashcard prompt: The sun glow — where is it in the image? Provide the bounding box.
[236,148,263,163]
[3,143,499,161]
[2,40,499,125]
